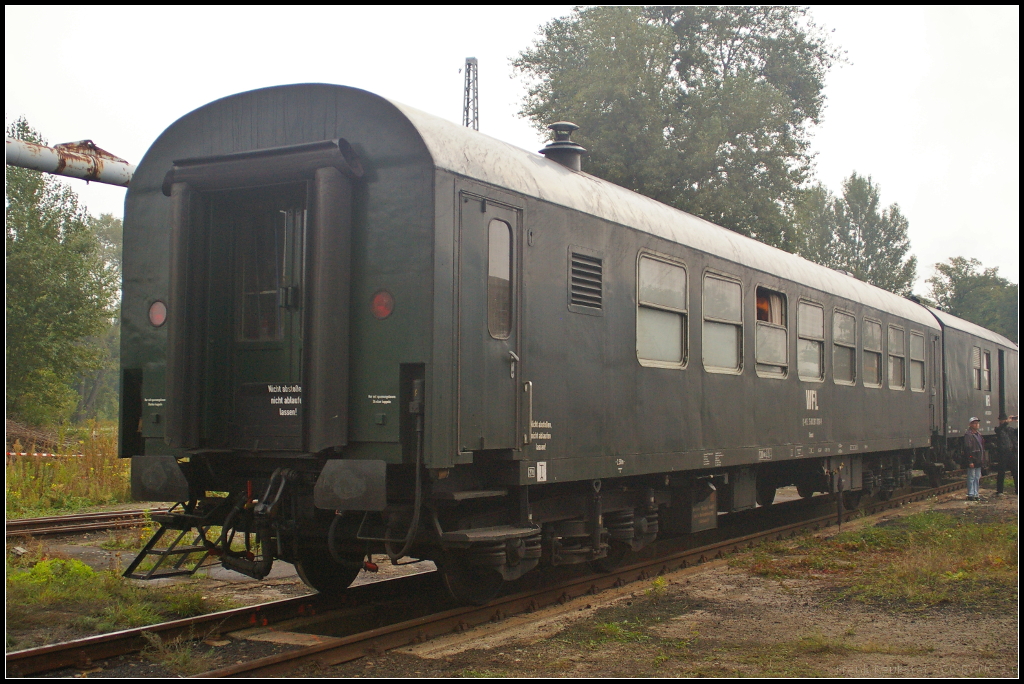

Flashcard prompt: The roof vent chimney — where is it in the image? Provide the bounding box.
[539,122,587,172]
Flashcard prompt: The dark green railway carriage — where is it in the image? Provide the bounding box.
[121,84,1018,602]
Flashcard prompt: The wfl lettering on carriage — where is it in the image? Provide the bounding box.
[802,389,822,440]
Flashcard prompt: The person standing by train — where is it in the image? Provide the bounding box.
[963,417,987,501]
[993,413,1018,495]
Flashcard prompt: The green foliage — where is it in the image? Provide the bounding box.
[739,511,1017,609]
[595,619,651,643]
[141,631,216,676]
[927,257,1018,342]
[73,213,123,422]
[5,117,120,426]
[7,557,97,591]
[794,172,918,296]
[6,556,233,649]
[5,423,130,518]
[514,6,841,249]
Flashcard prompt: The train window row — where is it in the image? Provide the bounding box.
[633,263,928,391]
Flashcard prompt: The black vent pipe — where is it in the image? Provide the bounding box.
[539,122,587,172]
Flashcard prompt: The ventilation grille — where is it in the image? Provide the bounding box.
[570,253,603,309]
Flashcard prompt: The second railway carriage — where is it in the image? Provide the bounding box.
[927,308,1017,454]
[120,83,1018,602]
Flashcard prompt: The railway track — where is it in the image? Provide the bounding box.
[6,479,966,678]
[199,480,967,678]
[5,509,168,539]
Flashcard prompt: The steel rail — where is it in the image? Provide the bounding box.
[6,509,169,539]
[5,595,325,677]
[4,570,442,677]
[198,479,967,678]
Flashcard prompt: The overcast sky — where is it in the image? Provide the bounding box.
[5,6,1019,291]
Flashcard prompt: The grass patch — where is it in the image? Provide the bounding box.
[99,517,159,551]
[734,510,1018,609]
[694,633,932,677]
[6,421,130,518]
[594,619,651,643]
[141,631,216,676]
[5,556,234,648]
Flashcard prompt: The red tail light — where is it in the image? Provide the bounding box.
[371,290,394,320]
[149,300,167,327]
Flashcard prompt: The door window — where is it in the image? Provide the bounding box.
[237,210,286,341]
[972,346,982,389]
[910,332,925,391]
[487,219,513,339]
[235,202,304,343]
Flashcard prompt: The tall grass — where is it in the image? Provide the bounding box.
[6,421,130,518]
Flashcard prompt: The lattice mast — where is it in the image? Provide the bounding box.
[462,57,479,131]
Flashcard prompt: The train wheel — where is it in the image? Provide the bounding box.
[842,490,863,510]
[756,480,777,506]
[294,548,362,595]
[591,541,632,573]
[796,482,816,499]
[437,552,505,606]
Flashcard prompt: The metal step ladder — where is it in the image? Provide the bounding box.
[122,509,217,580]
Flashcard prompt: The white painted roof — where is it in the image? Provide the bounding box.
[928,307,1018,349]
[395,101,938,329]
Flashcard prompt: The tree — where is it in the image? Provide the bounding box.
[72,213,123,422]
[794,172,918,297]
[5,118,120,425]
[513,6,841,249]
[927,257,1018,343]
[792,183,840,270]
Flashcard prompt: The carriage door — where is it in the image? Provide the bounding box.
[458,193,521,452]
[215,183,307,451]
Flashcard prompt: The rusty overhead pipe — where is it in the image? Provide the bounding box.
[5,136,135,187]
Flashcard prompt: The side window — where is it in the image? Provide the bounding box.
[797,301,824,381]
[888,325,906,389]
[637,255,687,367]
[703,273,742,372]
[863,319,883,388]
[971,346,982,390]
[754,286,787,378]
[487,219,513,339]
[983,350,992,391]
[910,332,926,392]
[833,310,856,385]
